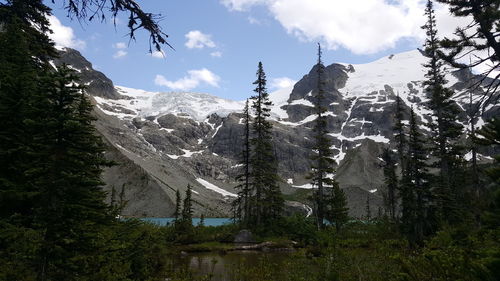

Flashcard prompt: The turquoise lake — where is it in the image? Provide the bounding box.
[140,217,232,227]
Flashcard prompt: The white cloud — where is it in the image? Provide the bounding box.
[113,42,127,49]
[185,30,216,49]
[271,77,296,89]
[221,0,471,54]
[150,50,166,59]
[47,15,86,50]
[247,16,261,25]
[154,69,221,91]
[210,51,223,58]
[221,0,266,11]
[113,50,127,59]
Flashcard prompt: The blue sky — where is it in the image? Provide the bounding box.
[46,0,466,101]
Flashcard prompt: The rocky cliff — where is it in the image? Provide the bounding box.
[54,48,499,218]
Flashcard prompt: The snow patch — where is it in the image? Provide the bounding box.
[292,183,315,189]
[196,178,237,197]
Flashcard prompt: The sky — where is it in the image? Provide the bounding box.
[46,0,469,101]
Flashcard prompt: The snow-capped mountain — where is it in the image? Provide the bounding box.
[94,86,245,121]
[54,48,498,218]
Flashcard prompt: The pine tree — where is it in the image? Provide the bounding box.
[0,16,43,224]
[250,62,283,226]
[181,184,193,226]
[235,99,252,225]
[32,65,115,280]
[406,108,433,246]
[308,43,338,229]
[365,195,372,220]
[326,184,349,233]
[394,93,407,173]
[422,0,465,225]
[381,148,398,221]
[436,0,500,106]
[476,118,500,228]
[198,214,205,227]
[174,189,182,222]
[118,183,127,211]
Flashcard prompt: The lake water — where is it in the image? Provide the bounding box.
[140,217,233,227]
[175,250,294,281]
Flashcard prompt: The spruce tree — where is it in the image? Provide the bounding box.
[235,99,252,225]
[250,62,283,226]
[406,108,433,246]
[476,118,500,228]
[308,43,338,229]
[181,184,193,226]
[174,189,181,222]
[326,184,349,233]
[381,148,398,221]
[32,65,115,280]
[422,0,465,225]
[365,195,372,220]
[394,93,407,173]
[436,0,499,106]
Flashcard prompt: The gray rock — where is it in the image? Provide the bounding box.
[54,48,121,99]
[55,48,498,219]
[234,230,255,243]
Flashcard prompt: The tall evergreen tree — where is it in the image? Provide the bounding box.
[422,0,465,225]
[181,184,193,226]
[235,99,252,225]
[436,0,500,107]
[174,189,181,222]
[381,148,398,221]
[406,108,433,246]
[365,195,372,220]
[33,65,115,280]
[476,118,500,228]
[326,184,349,233]
[394,93,407,173]
[249,62,283,226]
[308,43,338,229]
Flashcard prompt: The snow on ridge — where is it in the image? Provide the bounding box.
[341,50,427,97]
[95,85,245,121]
[269,85,294,120]
[167,149,203,159]
[196,178,237,197]
[289,98,314,107]
[292,183,315,189]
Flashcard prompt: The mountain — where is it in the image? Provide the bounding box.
[53,48,499,218]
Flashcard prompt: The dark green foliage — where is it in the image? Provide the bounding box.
[32,65,116,281]
[422,0,466,226]
[400,108,434,246]
[394,94,407,172]
[396,227,499,281]
[436,0,500,107]
[326,184,349,233]
[182,184,193,224]
[308,43,342,229]
[174,189,181,222]
[477,118,500,228]
[234,99,251,225]
[249,62,283,226]
[382,148,399,221]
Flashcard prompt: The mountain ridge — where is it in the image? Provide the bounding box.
[53,47,499,218]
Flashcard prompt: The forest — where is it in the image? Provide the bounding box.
[0,0,499,280]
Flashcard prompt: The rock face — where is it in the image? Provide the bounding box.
[234,230,255,243]
[53,48,121,99]
[54,48,499,218]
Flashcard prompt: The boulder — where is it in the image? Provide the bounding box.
[234,229,255,243]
